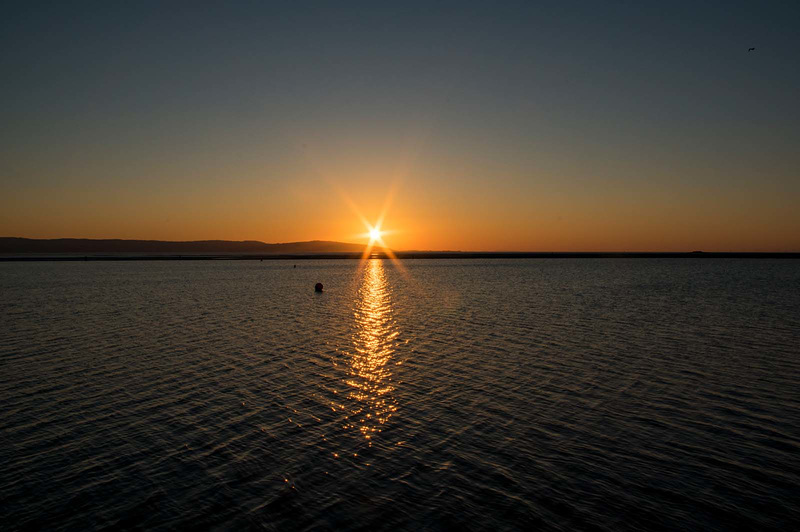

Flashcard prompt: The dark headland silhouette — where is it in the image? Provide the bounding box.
[0,237,366,255]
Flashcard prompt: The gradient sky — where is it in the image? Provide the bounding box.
[2,1,798,251]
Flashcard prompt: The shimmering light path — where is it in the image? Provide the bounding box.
[345,259,399,443]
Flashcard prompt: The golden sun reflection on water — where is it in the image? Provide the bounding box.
[344,259,399,443]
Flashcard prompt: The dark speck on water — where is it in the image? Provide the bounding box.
[1,259,799,530]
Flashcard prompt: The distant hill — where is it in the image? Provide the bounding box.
[0,237,368,254]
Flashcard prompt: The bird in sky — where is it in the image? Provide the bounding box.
[748,47,756,51]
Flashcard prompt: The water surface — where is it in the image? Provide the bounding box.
[1,259,799,530]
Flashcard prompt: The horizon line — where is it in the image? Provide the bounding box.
[0,236,798,255]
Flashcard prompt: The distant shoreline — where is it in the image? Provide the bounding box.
[1,252,798,261]
[2,238,797,260]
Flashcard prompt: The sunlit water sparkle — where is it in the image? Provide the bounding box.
[1,258,799,530]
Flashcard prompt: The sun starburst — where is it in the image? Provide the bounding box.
[334,183,406,274]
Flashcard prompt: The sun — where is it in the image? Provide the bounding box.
[369,226,382,242]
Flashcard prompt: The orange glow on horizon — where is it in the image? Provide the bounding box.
[2,163,798,252]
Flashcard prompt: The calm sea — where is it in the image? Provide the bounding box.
[1,259,799,531]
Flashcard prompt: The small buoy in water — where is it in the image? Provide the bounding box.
[314,282,323,292]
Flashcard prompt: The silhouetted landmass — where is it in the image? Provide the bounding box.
[0,238,797,261]
[0,237,366,254]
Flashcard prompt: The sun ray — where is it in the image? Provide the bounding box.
[375,179,401,230]
[333,185,371,231]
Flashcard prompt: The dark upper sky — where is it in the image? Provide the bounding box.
[2,1,798,250]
